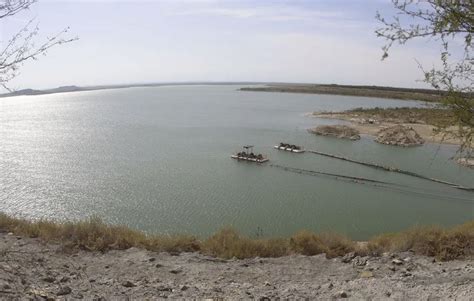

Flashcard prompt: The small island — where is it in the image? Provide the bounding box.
[309,125,361,140]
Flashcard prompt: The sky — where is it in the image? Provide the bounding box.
[0,0,445,90]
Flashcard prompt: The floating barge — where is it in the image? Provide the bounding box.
[274,143,305,153]
[231,145,269,163]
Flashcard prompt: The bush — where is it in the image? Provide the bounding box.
[0,213,472,261]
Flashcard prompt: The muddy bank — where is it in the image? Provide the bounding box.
[312,112,462,145]
[375,125,425,146]
[0,233,473,300]
[309,125,361,140]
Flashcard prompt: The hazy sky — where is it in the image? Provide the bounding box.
[0,0,444,90]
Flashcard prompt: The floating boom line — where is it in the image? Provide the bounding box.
[270,164,396,185]
[306,150,474,191]
[270,164,474,202]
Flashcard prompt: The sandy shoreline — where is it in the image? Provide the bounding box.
[311,113,462,145]
[1,232,473,299]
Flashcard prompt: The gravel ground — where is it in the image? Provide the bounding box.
[0,232,472,300]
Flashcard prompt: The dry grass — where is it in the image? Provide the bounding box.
[0,213,472,261]
[0,214,200,253]
[203,227,288,259]
[367,221,474,261]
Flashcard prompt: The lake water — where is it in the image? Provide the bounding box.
[1,85,473,240]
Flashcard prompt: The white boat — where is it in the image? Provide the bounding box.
[274,144,305,153]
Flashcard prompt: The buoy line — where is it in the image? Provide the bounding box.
[270,164,474,202]
[306,150,474,191]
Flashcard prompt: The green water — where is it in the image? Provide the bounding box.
[0,85,472,240]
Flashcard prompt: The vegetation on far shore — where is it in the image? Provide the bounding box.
[0,213,472,261]
[240,84,456,102]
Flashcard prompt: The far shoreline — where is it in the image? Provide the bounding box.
[240,84,452,103]
[1,82,460,103]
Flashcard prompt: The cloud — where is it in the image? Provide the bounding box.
[169,3,346,22]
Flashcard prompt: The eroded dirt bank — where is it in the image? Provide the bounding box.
[0,233,472,300]
[312,112,462,145]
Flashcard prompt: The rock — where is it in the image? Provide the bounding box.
[353,257,367,267]
[180,285,189,291]
[400,270,412,277]
[121,280,136,288]
[392,259,404,265]
[324,282,334,290]
[30,289,51,298]
[148,257,156,262]
[2,283,11,290]
[341,252,356,263]
[157,285,173,292]
[170,268,182,274]
[360,271,374,278]
[60,276,70,283]
[335,291,348,298]
[57,286,72,296]
[42,276,56,283]
[375,125,424,146]
[456,157,474,168]
[309,125,361,140]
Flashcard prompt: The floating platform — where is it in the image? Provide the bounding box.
[274,145,305,153]
[231,155,269,163]
[232,145,269,163]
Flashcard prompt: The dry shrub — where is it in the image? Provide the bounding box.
[203,227,288,259]
[0,213,200,253]
[59,218,147,251]
[289,230,327,256]
[146,235,201,253]
[289,231,355,258]
[317,232,356,258]
[367,222,474,261]
[366,233,397,256]
[1,213,472,260]
[437,222,474,261]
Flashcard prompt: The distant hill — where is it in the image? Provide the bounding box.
[3,82,466,103]
[0,85,84,98]
[0,82,261,98]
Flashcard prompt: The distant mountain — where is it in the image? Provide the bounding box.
[0,85,84,98]
[0,82,261,98]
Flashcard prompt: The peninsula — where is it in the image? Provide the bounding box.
[240,83,452,102]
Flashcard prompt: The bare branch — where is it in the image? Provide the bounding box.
[0,1,78,89]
